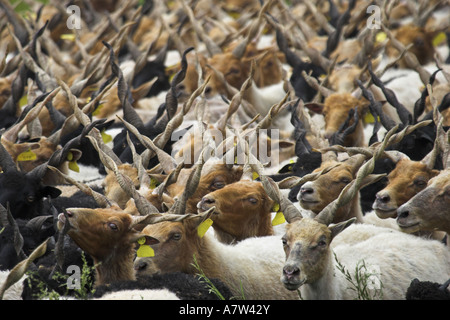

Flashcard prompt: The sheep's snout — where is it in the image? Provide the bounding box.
[197,195,216,212]
[134,259,149,272]
[298,182,317,203]
[373,191,398,219]
[57,211,74,230]
[397,206,410,220]
[396,204,421,233]
[283,265,300,280]
[375,191,391,204]
[281,264,304,291]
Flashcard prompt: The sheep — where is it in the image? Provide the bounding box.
[51,158,236,299]
[93,272,234,300]
[397,168,450,237]
[94,288,180,300]
[0,139,61,219]
[0,215,54,271]
[297,153,370,224]
[278,137,450,300]
[0,237,49,300]
[372,156,439,220]
[282,217,450,299]
[305,92,369,147]
[405,278,450,300]
[134,220,298,300]
[197,178,276,244]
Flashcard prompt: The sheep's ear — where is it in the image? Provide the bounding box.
[42,186,62,199]
[329,218,356,240]
[304,103,324,114]
[68,149,82,161]
[131,233,160,246]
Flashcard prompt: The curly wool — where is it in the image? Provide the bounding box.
[406,278,450,300]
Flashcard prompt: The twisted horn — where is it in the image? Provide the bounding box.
[314,125,399,225]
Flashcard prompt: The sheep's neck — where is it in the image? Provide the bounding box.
[301,250,340,300]
[212,215,274,245]
[334,193,364,223]
[93,246,136,286]
[194,235,226,279]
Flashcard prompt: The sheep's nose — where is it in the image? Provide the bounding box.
[134,260,148,271]
[283,265,300,280]
[375,192,390,203]
[300,186,314,195]
[62,210,74,218]
[201,196,215,205]
[397,208,410,220]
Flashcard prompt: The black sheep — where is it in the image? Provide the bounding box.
[92,272,234,300]
[0,215,54,271]
[406,278,450,300]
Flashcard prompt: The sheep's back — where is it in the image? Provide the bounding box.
[332,231,450,299]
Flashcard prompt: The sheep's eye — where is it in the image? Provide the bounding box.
[108,222,118,231]
[248,197,258,204]
[413,179,427,188]
[318,240,327,247]
[27,195,35,202]
[172,233,182,241]
[212,181,225,190]
[340,177,351,184]
[281,237,288,246]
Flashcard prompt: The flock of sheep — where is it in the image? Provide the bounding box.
[1,0,450,301]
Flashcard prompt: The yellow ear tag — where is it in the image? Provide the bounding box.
[136,237,155,258]
[272,202,280,213]
[376,32,387,43]
[252,171,259,180]
[92,104,104,116]
[364,112,375,124]
[272,211,286,226]
[69,160,80,172]
[432,32,446,47]
[137,244,155,257]
[149,177,159,189]
[60,33,76,41]
[67,151,73,162]
[17,149,37,162]
[197,218,213,238]
[228,11,241,19]
[101,128,112,144]
[19,95,28,108]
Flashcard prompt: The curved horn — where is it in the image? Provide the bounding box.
[248,149,304,223]
[169,147,210,215]
[314,125,399,225]
[231,0,273,58]
[47,166,114,208]
[0,238,49,300]
[0,137,18,173]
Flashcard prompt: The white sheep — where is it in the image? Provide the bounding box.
[281,217,450,300]
[135,220,299,300]
[94,289,180,300]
